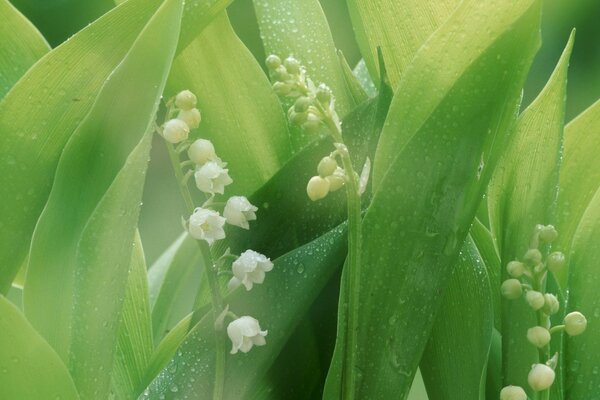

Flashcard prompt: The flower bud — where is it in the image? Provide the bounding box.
[501,279,523,300]
[265,54,281,70]
[500,385,527,400]
[273,65,290,81]
[547,251,566,273]
[543,293,559,315]
[526,290,545,311]
[318,156,338,177]
[162,119,189,144]
[283,56,301,74]
[523,248,542,266]
[175,90,197,110]
[306,176,330,201]
[187,139,216,165]
[506,261,525,278]
[527,326,551,348]
[294,96,312,112]
[539,225,558,243]
[528,364,555,391]
[177,108,201,129]
[316,84,332,104]
[302,113,322,133]
[564,311,587,336]
[326,167,346,192]
[289,110,308,125]
[273,81,292,96]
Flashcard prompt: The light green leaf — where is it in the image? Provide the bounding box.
[23,0,183,398]
[0,0,232,293]
[252,0,357,120]
[486,31,573,393]
[167,12,292,197]
[338,51,369,106]
[556,99,600,286]
[346,0,460,89]
[353,58,377,98]
[111,233,154,400]
[0,0,49,98]
[325,1,541,398]
[142,224,347,398]
[420,236,493,400]
[0,296,79,400]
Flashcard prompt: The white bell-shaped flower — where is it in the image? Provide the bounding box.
[528,363,555,391]
[162,119,189,144]
[228,250,274,291]
[177,108,201,129]
[224,196,258,229]
[175,90,197,110]
[194,161,233,194]
[500,386,527,400]
[227,316,268,354]
[188,207,226,245]
[188,139,217,165]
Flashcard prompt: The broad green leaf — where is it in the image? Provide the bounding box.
[0,0,49,98]
[555,99,600,286]
[149,233,204,344]
[111,233,154,400]
[0,296,79,400]
[346,0,460,89]
[0,0,232,293]
[142,224,347,398]
[486,32,573,393]
[420,236,493,400]
[564,187,600,398]
[252,0,357,121]
[23,1,183,398]
[338,51,369,106]
[167,12,292,196]
[325,1,541,398]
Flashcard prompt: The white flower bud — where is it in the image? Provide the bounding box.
[326,167,346,192]
[318,156,338,177]
[543,293,559,315]
[273,81,292,96]
[187,139,216,165]
[500,385,527,400]
[194,161,233,194]
[506,261,525,278]
[547,251,566,273]
[223,196,257,230]
[227,316,267,354]
[294,96,311,113]
[188,207,226,245]
[526,290,545,311]
[302,113,322,133]
[283,56,301,74]
[177,108,201,129]
[265,55,281,70]
[228,250,274,291]
[306,176,330,201]
[523,248,542,266]
[175,90,197,110]
[564,311,587,336]
[501,279,523,300]
[527,326,551,348]
[539,225,558,243]
[528,363,555,391]
[316,84,332,104]
[162,119,189,144]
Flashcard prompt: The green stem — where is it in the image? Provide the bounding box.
[323,116,362,400]
[163,137,227,400]
[532,272,550,400]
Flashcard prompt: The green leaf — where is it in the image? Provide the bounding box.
[141,224,348,398]
[0,0,232,293]
[325,1,541,398]
[23,1,184,398]
[353,58,377,98]
[0,296,79,400]
[252,0,357,120]
[0,0,49,98]
[420,236,493,400]
[556,99,600,286]
[167,12,292,197]
[346,0,460,89]
[486,31,573,393]
[111,233,154,400]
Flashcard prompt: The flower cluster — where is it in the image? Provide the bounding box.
[158,90,273,355]
[500,225,587,398]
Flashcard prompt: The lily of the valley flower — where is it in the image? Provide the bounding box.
[188,207,226,245]
[227,316,268,354]
[188,138,217,165]
[162,119,189,144]
[194,161,233,194]
[228,250,274,291]
[224,196,258,229]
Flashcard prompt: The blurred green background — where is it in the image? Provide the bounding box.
[8,1,599,397]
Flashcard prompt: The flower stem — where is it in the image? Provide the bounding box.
[532,273,550,400]
[323,116,362,399]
